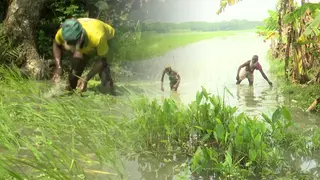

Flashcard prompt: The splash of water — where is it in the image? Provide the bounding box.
[43,79,68,98]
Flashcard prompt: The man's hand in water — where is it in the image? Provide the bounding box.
[268,81,273,86]
[161,82,164,91]
[173,83,178,91]
[52,67,62,83]
[77,79,88,92]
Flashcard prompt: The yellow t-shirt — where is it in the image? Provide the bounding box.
[54,18,115,57]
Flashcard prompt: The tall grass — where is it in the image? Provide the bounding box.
[0,67,131,179]
[1,67,320,179]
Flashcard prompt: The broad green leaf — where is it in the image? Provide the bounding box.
[215,124,225,141]
[254,134,261,148]
[261,113,272,124]
[201,86,209,99]
[272,108,282,123]
[206,148,218,163]
[200,133,211,142]
[225,151,232,166]
[281,106,292,121]
[235,135,243,147]
[249,149,257,161]
[194,126,203,131]
[196,92,203,106]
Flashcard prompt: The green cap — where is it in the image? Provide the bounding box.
[61,19,83,44]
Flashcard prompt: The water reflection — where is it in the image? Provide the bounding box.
[113,33,320,179]
[236,85,259,108]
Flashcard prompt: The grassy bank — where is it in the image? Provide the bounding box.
[1,67,320,179]
[117,30,251,61]
[267,52,320,112]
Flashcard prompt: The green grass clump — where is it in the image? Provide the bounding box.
[0,67,130,179]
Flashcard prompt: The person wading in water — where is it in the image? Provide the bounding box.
[160,65,181,92]
[236,55,273,86]
[51,18,115,93]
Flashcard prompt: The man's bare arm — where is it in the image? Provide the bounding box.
[161,70,166,83]
[53,41,63,71]
[237,61,249,77]
[259,69,270,82]
[176,73,181,84]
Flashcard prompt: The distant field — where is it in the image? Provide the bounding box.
[123,29,255,61]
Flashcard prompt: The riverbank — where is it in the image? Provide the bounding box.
[119,29,253,61]
[267,51,320,112]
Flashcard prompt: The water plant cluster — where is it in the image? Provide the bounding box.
[1,68,320,179]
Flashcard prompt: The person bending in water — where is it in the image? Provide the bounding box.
[161,65,181,92]
[236,55,273,86]
[51,18,115,93]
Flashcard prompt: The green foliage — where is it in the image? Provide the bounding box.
[304,9,320,37]
[36,0,87,58]
[0,68,320,179]
[0,25,23,66]
[217,0,243,15]
[131,86,320,179]
[283,3,320,25]
[0,67,128,179]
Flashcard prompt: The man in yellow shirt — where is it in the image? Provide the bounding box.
[51,18,115,93]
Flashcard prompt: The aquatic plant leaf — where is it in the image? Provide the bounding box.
[235,135,243,147]
[271,108,282,123]
[254,134,261,148]
[194,126,203,131]
[215,124,225,142]
[201,86,209,99]
[281,106,292,121]
[261,113,272,124]
[224,87,234,98]
[249,149,257,161]
[196,92,203,106]
[226,151,232,165]
[200,133,211,142]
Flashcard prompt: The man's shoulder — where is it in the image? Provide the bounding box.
[256,62,262,70]
[78,18,112,28]
[79,18,114,40]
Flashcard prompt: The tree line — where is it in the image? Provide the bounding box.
[141,20,262,33]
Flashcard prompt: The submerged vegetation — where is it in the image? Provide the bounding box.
[1,68,320,179]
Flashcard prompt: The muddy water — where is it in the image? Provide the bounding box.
[111,32,320,180]
[120,31,320,125]
[85,32,320,180]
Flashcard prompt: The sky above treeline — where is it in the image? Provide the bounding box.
[134,0,320,22]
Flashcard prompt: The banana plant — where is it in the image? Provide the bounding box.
[216,0,243,15]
